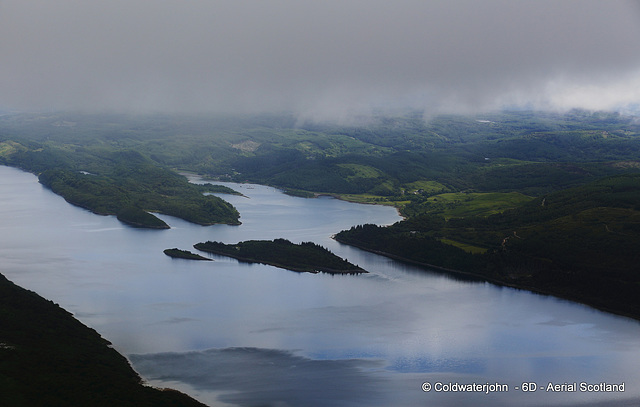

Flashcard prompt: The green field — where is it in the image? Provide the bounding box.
[423,192,533,218]
[404,180,451,194]
[439,238,488,254]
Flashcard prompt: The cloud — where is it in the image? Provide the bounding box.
[1,0,640,117]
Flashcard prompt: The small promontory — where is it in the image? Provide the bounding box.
[164,248,212,261]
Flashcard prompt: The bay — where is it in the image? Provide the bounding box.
[1,165,639,406]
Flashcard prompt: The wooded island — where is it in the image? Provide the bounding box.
[194,239,366,274]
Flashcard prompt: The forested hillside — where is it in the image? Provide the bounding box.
[336,174,640,318]
[0,273,207,406]
[2,110,638,201]
[0,120,241,227]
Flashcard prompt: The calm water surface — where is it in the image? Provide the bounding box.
[1,165,640,407]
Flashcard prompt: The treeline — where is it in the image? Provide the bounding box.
[194,239,366,274]
[334,224,484,274]
[336,174,640,319]
[3,110,640,201]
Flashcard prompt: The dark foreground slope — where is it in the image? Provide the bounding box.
[0,273,207,407]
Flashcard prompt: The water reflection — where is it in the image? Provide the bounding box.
[2,166,640,407]
[131,348,388,407]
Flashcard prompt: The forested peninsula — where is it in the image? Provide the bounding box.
[194,239,366,274]
[335,174,640,319]
[0,140,240,228]
[0,273,207,407]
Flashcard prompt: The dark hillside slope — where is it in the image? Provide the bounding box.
[0,273,207,407]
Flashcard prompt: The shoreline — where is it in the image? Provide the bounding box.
[0,272,207,406]
[198,249,366,275]
[194,240,368,275]
[333,236,640,322]
[314,192,406,219]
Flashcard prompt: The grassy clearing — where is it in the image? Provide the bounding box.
[404,180,450,193]
[332,193,407,207]
[426,192,533,218]
[439,238,488,254]
[337,163,383,179]
[0,141,25,157]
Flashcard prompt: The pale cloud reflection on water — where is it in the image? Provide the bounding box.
[131,348,388,407]
[130,347,640,407]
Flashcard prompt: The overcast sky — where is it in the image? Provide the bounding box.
[1,0,640,119]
